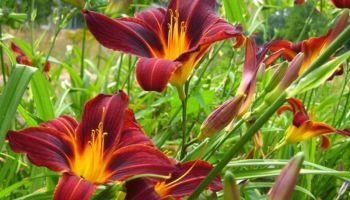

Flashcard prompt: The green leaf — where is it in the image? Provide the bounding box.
[0,65,37,149]
[30,72,55,120]
[222,0,247,28]
[288,51,350,97]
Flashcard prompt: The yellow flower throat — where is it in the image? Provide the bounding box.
[164,9,188,60]
[71,109,109,183]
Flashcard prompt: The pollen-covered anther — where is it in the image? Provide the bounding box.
[165,9,188,60]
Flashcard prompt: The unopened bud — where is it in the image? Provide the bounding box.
[199,94,245,139]
[268,152,304,200]
[224,171,240,200]
[265,61,288,92]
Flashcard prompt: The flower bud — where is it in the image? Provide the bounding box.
[264,61,288,92]
[268,152,304,200]
[199,94,245,139]
[224,171,240,200]
[265,53,304,102]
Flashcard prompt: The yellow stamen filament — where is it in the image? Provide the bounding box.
[71,108,109,183]
[154,162,197,198]
[164,10,188,60]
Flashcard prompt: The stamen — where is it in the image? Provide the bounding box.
[154,161,198,198]
[71,107,109,183]
[165,9,188,60]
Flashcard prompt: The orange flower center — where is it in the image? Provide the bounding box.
[164,9,188,60]
[71,109,109,183]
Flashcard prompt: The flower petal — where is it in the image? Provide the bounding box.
[199,19,244,48]
[268,40,300,61]
[53,173,96,200]
[83,10,163,57]
[106,144,175,181]
[320,136,330,150]
[136,57,181,92]
[135,7,167,40]
[118,109,154,148]
[125,178,162,200]
[40,115,78,138]
[332,0,350,8]
[76,91,128,152]
[7,127,73,172]
[163,160,222,198]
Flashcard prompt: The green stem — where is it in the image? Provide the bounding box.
[116,54,124,89]
[296,6,315,42]
[337,83,350,127]
[203,119,244,160]
[188,93,288,199]
[30,0,35,55]
[332,65,349,125]
[180,88,188,159]
[80,25,87,79]
[0,24,6,85]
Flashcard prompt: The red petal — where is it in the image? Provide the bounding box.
[135,7,167,39]
[331,0,350,9]
[125,178,161,200]
[199,19,244,48]
[83,10,163,57]
[7,127,73,172]
[119,110,154,148]
[277,105,293,116]
[164,160,222,198]
[268,40,299,61]
[76,91,128,152]
[287,98,309,117]
[11,42,26,56]
[286,98,309,127]
[320,136,330,150]
[238,38,270,93]
[40,115,78,138]
[53,173,96,200]
[294,0,305,5]
[293,112,309,127]
[106,145,175,181]
[136,57,181,92]
[336,128,350,136]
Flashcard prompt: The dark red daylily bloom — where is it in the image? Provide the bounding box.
[11,42,51,72]
[200,38,272,138]
[268,12,348,77]
[7,91,174,200]
[83,0,244,98]
[332,0,350,8]
[277,98,350,145]
[125,160,222,200]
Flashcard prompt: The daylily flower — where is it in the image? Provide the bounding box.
[268,12,348,76]
[125,160,222,200]
[199,38,272,138]
[11,42,51,73]
[331,0,350,8]
[277,98,350,145]
[83,0,244,99]
[6,91,175,200]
